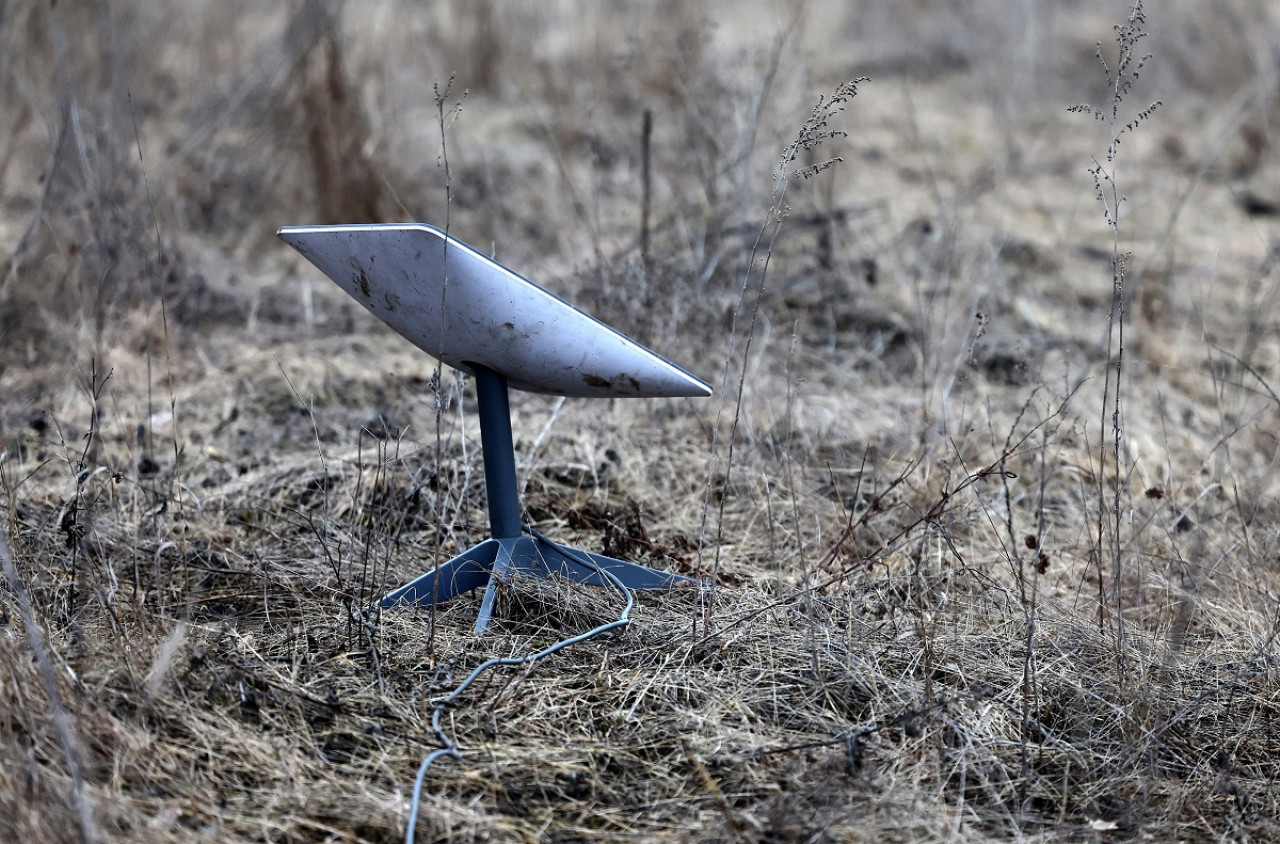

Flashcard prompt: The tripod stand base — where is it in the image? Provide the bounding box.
[380,533,694,634]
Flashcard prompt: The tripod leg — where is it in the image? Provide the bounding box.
[379,539,500,608]
[473,536,529,634]
[472,537,696,633]
[512,535,695,589]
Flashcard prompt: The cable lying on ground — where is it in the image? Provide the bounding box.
[403,526,637,844]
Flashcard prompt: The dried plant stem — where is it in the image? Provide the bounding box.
[1,535,98,844]
[700,79,866,633]
[430,76,466,656]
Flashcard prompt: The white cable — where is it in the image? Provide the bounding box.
[404,529,635,844]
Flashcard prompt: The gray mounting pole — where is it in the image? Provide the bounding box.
[471,365,521,632]
[473,366,521,540]
[379,365,696,634]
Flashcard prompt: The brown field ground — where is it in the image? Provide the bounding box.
[3,2,1280,841]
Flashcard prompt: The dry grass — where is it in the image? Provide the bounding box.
[3,1,1280,841]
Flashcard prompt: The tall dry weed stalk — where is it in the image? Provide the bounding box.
[0,536,98,843]
[701,78,867,632]
[426,76,467,658]
[1068,1,1161,671]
